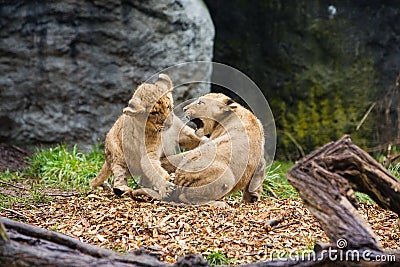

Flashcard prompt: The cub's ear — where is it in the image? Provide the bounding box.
[123,98,145,116]
[156,73,173,92]
[222,98,239,112]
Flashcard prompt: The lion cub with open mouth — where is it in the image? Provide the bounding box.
[162,93,266,206]
[89,74,204,198]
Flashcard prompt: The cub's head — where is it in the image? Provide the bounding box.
[183,93,239,137]
[123,74,174,130]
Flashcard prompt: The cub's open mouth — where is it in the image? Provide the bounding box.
[191,118,204,130]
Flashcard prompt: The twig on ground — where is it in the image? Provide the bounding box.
[264,214,286,229]
[272,221,299,230]
[46,192,82,197]
[0,207,29,219]
[0,181,26,190]
[264,185,278,199]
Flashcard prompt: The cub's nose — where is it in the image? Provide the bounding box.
[184,109,193,120]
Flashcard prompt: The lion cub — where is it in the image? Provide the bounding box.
[89,74,204,197]
[162,93,266,206]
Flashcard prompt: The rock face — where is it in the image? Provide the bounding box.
[0,0,214,147]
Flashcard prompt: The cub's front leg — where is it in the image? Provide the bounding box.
[140,152,176,199]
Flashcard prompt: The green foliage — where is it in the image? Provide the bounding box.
[205,249,233,266]
[355,192,373,204]
[263,162,298,199]
[0,169,24,182]
[388,163,400,180]
[26,144,104,191]
[280,55,376,159]
[269,11,378,160]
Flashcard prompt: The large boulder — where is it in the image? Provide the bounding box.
[0,0,214,148]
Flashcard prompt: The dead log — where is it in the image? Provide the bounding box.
[282,135,400,266]
[0,217,208,267]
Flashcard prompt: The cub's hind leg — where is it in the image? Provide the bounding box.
[111,163,132,196]
[89,162,112,190]
[243,158,266,203]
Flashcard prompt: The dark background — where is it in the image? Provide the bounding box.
[204,0,400,159]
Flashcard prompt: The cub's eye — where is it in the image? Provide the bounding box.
[197,100,205,105]
[150,111,158,115]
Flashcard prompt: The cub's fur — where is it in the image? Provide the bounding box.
[162,93,265,206]
[89,74,204,197]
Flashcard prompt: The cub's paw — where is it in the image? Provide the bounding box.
[156,181,177,200]
[199,136,210,145]
[113,185,133,197]
[101,182,112,191]
[207,200,227,208]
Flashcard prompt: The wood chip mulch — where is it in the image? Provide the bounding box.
[1,192,399,264]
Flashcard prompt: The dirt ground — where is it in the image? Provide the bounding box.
[0,144,399,264]
[0,143,32,172]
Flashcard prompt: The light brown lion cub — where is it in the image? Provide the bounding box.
[162,93,266,206]
[89,74,204,197]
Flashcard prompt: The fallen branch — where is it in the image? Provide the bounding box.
[271,221,299,230]
[356,102,376,131]
[46,192,82,197]
[0,217,207,267]
[284,135,400,265]
[264,216,285,229]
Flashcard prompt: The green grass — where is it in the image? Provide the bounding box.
[355,192,374,204]
[224,161,297,203]
[388,163,400,180]
[0,144,104,209]
[205,249,233,266]
[263,162,298,199]
[26,144,104,191]
[0,168,55,209]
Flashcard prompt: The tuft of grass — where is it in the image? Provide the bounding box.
[225,161,299,202]
[355,192,374,204]
[263,162,298,199]
[26,144,104,192]
[388,163,400,180]
[0,169,24,182]
[205,250,233,266]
